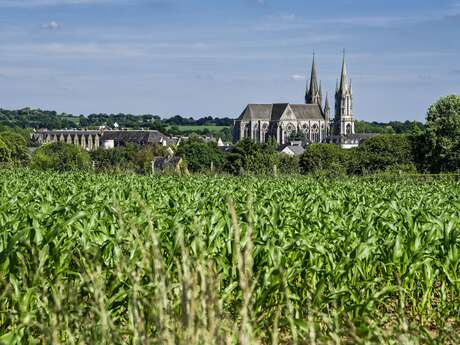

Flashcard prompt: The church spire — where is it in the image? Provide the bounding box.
[324,93,330,113]
[305,53,322,105]
[339,49,348,95]
[309,53,319,97]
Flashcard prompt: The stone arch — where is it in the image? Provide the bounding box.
[252,122,259,142]
[243,123,251,139]
[261,123,269,143]
[312,124,320,143]
[346,123,352,135]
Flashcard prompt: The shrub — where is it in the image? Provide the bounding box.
[0,138,11,163]
[278,154,300,175]
[31,142,91,172]
[176,137,225,173]
[300,144,349,176]
[352,135,414,174]
[90,144,167,173]
[0,131,31,164]
[225,139,278,175]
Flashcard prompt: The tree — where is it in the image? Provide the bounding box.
[176,137,224,173]
[31,142,91,172]
[352,135,415,174]
[133,144,168,174]
[278,154,300,175]
[300,144,349,175]
[90,144,138,172]
[423,95,460,172]
[0,138,11,163]
[0,131,30,163]
[225,139,279,175]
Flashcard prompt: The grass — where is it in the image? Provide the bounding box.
[0,169,459,344]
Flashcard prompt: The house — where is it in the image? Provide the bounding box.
[152,156,188,175]
[280,145,305,156]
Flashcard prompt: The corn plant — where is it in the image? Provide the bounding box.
[0,169,459,344]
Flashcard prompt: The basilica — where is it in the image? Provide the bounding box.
[233,54,359,148]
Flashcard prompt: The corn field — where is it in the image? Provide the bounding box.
[0,169,459,344]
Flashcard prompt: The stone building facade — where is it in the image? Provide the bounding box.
[31,130,102,151]
[31,130,169,151]
[233,53,359,147]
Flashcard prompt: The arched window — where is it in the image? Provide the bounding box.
[346,123,352,135]
[261,123,269,143]
[253,123,259,142]
[284,123,295,143]
[302,123,309,133]
[243,123,251,139]
[312,124,320,143]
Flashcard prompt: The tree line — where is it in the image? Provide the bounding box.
[0,109,233,131]
[1,107,422,135]
[1,95,459,175]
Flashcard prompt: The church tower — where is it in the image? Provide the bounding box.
[334,52,355,136]
[305,54,322,106]
[324,93,331,135]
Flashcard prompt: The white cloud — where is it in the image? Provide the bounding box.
[290,74,305,81]
[42,21,60,30]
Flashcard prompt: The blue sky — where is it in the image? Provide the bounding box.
[0,0,459,121]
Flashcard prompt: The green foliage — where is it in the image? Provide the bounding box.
[0,131,31,164]
[355,120,425,134]
[0,108,78,129]
[225,139,278,175]
[31,142,91,172]
[351,134,415,174]
[423,95,460,173]
[90,144,167,173]
[0,170,459,344]
[300,144,349,175]
[277,154,300,175]
[0,138,11,163]
[176,137,224,173]
[90,144,138,172]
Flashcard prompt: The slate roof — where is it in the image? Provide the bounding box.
[238,104,273,121]
[36,130,100,136]
[237,103,324,122]
[289,104,324,120]
[101,130,166,144]
[281,145,305,156]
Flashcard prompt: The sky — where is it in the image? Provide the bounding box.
[0,0,459,122]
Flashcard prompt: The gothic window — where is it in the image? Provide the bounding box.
[284,123,295,143]
[346,123,352,135]
[243,123,251,139]
[253,123,259,142]
[312,124,320,143]
[261,123,269,143]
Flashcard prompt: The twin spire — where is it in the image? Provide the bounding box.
[305,51,351,117]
